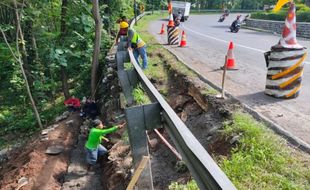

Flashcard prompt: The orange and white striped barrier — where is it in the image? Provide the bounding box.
[167,26,180,45]
[167,13,179,45]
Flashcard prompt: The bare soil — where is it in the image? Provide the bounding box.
[0,113,82,190]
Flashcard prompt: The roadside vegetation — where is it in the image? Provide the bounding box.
[132,83,151,105]
[135,13,310,190]
[0,0,139,150]
[251,3,310,22]
[221,112,310,190]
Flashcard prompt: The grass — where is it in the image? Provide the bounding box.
[133,12,197,96]
[202,86,218,96]
[219,112,310,190]
[135,13,196,79]
[132,13,310,190]
[124,62,134,70]
[132,83,151,105]
[169,180,199,190]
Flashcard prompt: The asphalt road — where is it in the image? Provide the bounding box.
[149,14,310,146]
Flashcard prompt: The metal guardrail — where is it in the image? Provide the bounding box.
[117,13,237,190]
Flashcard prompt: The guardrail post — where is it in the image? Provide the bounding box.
[117,41,128,51]
[117,35,157,188]
[125,103,161,190]
[116,51,129,70]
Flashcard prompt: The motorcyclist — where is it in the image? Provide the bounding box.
[231,15,241,29]
[224,9,230,16]
[218,9,230,22]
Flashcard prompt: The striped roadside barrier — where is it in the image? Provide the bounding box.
[167,26,179,45]
[265,48,307,98]
[264,2,307,99]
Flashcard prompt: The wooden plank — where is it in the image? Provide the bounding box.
[126,156,149,190]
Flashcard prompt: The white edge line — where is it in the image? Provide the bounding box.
[183,25,310,65]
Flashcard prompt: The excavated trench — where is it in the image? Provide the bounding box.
[100,48,243,189]
[138,51,242,189]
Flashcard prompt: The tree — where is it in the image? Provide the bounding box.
[91,0,102,99]
[59,0,70,99]
[0,0,42,129]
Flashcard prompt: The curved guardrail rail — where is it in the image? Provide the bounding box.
[117,13,237,190]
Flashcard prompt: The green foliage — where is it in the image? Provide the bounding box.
[0,98,66,149]
[251,4,310,22]
[220,112,310,190]
[169,180,198,190]
[251,11,286,21]
[124,62,134,70]
[0,0,135,148]
[296,3,310,11]
[132,84,151,105]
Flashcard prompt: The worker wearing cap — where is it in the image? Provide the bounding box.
[85,119,125,171]
[115,17,129,44]
[127,28,148,69]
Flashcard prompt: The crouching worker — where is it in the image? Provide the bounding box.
[85,119,125,171]
[80,99,98,119]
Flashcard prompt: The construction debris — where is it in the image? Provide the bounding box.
[45,145,64,155]
[55,111,70,122]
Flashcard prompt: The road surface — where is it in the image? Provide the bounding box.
[149,14,310,147]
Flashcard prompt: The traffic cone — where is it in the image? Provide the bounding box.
[224,42,237,70]
[168,2,172,14]
[168,13,174,27]
[180,31,187,47]
[274,2,302,49]
[160,23,165,34]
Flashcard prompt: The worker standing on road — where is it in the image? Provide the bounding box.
[174,11,182,26]
[115,16,129,44]
[85,119,125,171]
[127,28,148,69]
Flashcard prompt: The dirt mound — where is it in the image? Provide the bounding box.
[0,113,82,190]
[103,140,132,190]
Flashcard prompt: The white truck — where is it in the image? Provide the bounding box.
[172,1,191,21]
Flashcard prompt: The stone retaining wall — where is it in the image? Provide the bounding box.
[245,19,310,39]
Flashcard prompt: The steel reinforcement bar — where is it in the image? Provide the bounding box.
[116,13,236,190]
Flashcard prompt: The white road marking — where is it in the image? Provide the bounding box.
[183,25,310,65]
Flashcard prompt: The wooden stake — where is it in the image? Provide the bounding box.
[221,55,228,99]
[126,156,149,190]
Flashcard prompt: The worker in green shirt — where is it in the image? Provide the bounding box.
[85,119,125,170]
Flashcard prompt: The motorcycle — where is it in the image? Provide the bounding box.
[218,12,229,22]
[230,19,241,33]
[218,15,226,22]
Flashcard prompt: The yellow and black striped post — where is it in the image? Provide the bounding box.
[167,26,179,45]
[265,47,307,99]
